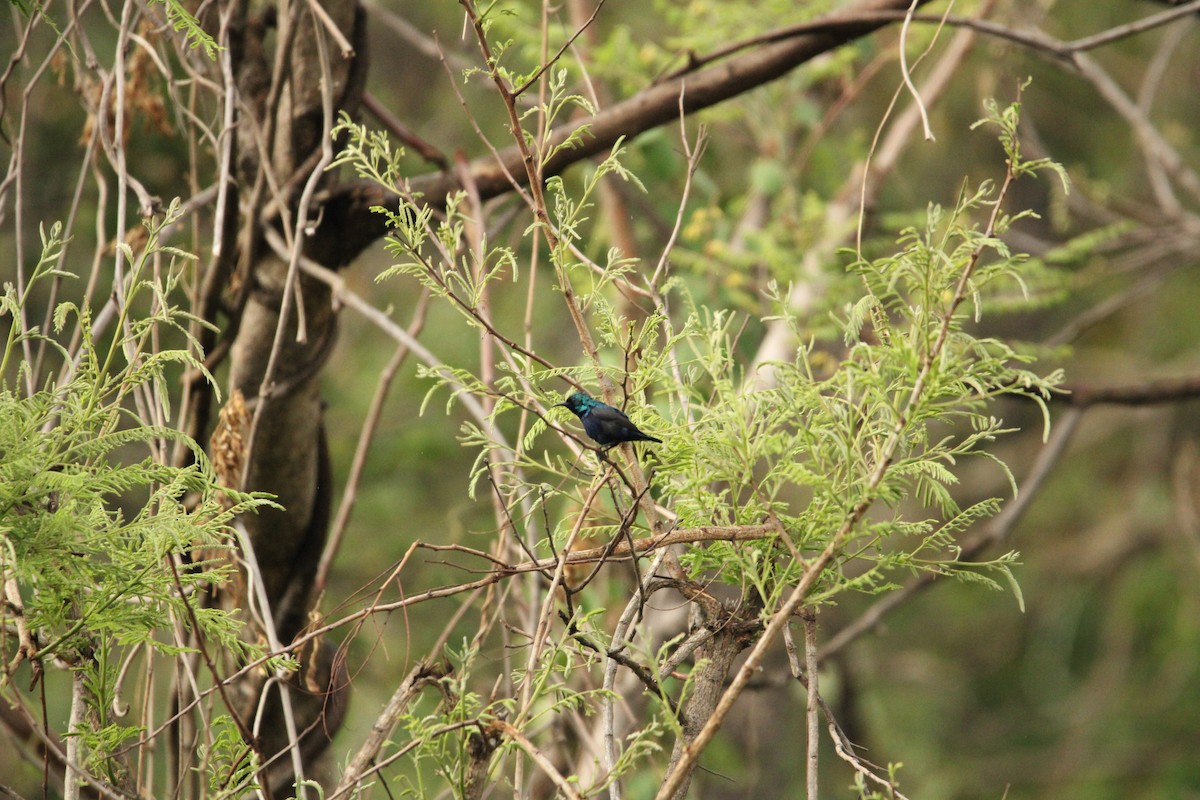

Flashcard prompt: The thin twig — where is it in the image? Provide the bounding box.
[287,249,506,449]
[329,661,445,799]
[303,0,356,58]
[783,626,909,798]
[897,0,936,141]
[803,611,819,800]
[234,517,309,798]
[498,720,584,800]
[1069,50,1200,205]
[315,289,433,595]
[602,549,671,800]
[512,0,606,97]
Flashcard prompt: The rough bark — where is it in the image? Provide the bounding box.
[662,606,756,799]
[215,0,365,793]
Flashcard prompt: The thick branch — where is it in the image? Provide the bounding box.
[320,0,933,261]
[1065,375,1200,408]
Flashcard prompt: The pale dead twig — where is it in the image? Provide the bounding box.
[314,289,432,596]
[897,0,937,141]
[1069,50,1200,207]
[272,238,505,449]
[782,625,910,799]
[498,720,584,800]
[803,612,819,800]
[855,0,955,257]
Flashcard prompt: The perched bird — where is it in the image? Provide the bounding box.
[557,391,662,448]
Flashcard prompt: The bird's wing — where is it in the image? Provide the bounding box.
[591,404,632,423]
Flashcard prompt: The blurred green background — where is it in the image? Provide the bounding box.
[3,0,1200,797]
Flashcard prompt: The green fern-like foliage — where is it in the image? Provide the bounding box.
[334,87,1065,793]
[149,0,223,59]
[0,209,269,781]
[338,94,1065,607]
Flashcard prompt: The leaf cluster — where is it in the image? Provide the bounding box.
[334,69,1066,792]
[1,209,270,779]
